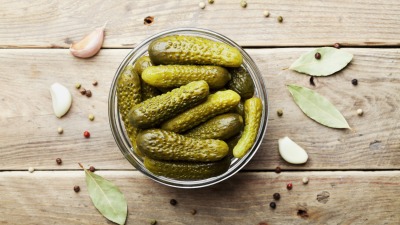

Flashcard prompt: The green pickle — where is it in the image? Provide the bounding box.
[227,66,255,99]
[233,97,263,158]
[117,66,142,155]
[161,90,241,133]
[148,35,243,67]
[129,80,209,129]
[133,56,160,100]
[142,65,231,90]
[184,113,243,140]
[137,129,229,162]
[144,157,231,180]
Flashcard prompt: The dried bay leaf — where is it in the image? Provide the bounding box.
[289,47,353,76]
[79,164,127,225]
[287,84,350,129]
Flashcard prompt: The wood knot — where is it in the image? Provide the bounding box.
[317,191,330,204]
[144,16,154,25]
[297,209,309,219]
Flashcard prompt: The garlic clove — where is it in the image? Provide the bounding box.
[70,23,106,58]
[278,136,308,164]
[50,83,72,118]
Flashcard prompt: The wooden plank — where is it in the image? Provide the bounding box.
[1,171,399,224]
[0,48,399,170]
[1,0,400,48]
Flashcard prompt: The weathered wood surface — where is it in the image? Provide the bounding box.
[1,48,399,170]
[1,171,399,225]
[1,0,400,48]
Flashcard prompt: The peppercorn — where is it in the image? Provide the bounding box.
[191,209,197,215]
[333,43,340,49]
[315,52,321,60]
[269,202,276,209]
[88,114,95,121]
[28,167,34,173]
[277,16,283,23]
[277,109,283,117]
[357,109,363,116]
[199,1,206,9]
[287,182,293,190]
[351,79,358,86]
[240,0,247,8]
[89,166,95,172]
[302,177,309,184]
[273,193,280,200]
[85,90,92,97]
[92,81,98,86]
[74,185,80,192]
[275,166,281,173]
[264,10,270,17]
[57,127,63,134]
[84,131,90,138]
[56,158,62,165]
[75,83,81,89]
[170,199,177,206]
[310,76,315,86]
[150,220,157,225]
[208,0,214,4]
[80,88,86,95]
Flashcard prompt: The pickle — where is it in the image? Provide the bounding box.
[233,97,263,158]
[144,157,231,180]
[184,113,243,140]
[142,65,231,90]
[133,56,160,100]
[161,90,241,133]
[129,80,209,129]
[137,129,229,162]
[227,66,255,99]
[148,35,243,67]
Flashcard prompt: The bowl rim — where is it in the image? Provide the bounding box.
[108,27,269,189]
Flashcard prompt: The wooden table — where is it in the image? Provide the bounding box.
[1,1,399,224]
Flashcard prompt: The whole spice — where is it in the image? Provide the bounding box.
[57,127,64,134]
[240,0,247,8]
[84,131,90,138]
[89,166,96,172]
[277,16,283,23]
[75,83,81,89]
[92,81,98,86]
[88,114,95,121]
[74,185,80,192]
[28,167,34,173]
[208,0,214,3]
[275,166,281,173]
[351,79,358,86]
[191,209,197,215]
[199,1,206,9]
[150,220,157,225]
[315,52,321,60]
[302,177,309,184]
[333,43,340,49]
[170,199,177,206]
[70,23,107,58]
[264,10,270,17]
[80,88,87,95]
[273,193,281,200]
[50,83,72,118]
[310,76,315,86]
[277,109,283,117]
[287,182,293,190]
[56,158,62,165]
[85,90,92,97]
[269,202,276,209]
[357,109,363,116]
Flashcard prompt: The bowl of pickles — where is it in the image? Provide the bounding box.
[109,28,268,188]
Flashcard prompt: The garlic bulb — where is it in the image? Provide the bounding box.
[50,83,72,118]
[70,23,106,58]
[278,136,308,164]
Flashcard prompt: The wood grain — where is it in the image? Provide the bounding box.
[1,171,399,225]
[1,48,399,170]
[1,0,400,48]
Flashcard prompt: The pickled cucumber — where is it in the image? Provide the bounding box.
[148,35,243,67]
[142,65,231,89]
[117,66,142,155]
[233,101,244,116]
[137,129,229,162]
[133,56,160,100]
[144,157,231,180]
[184,113,243,140]
[129,80,209,129]
[161,90,241,133]
[227,66,255,99]
[233,97,263,158]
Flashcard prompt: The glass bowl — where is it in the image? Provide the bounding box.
[108,28,268,188]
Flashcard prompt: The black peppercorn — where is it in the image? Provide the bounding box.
[85,90,92,97]
[273,193,281,200]
[351,79,358,86]
[56,158,62,165]
[275,167,281,174]
[269,202,276,209]
[333,43,340,49]
[89,166,95,172]
[170,199,177,206]
[315,52,321,60]
[190,209,197,215]
[74,185,80,192]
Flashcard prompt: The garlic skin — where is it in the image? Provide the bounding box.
[50,83,72,118]
[278,136,308,164]
[70,24,106,58]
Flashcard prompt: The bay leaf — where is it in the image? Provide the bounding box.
[289,47,353,76]
[79,164,127,225]
[287,84,350,129]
